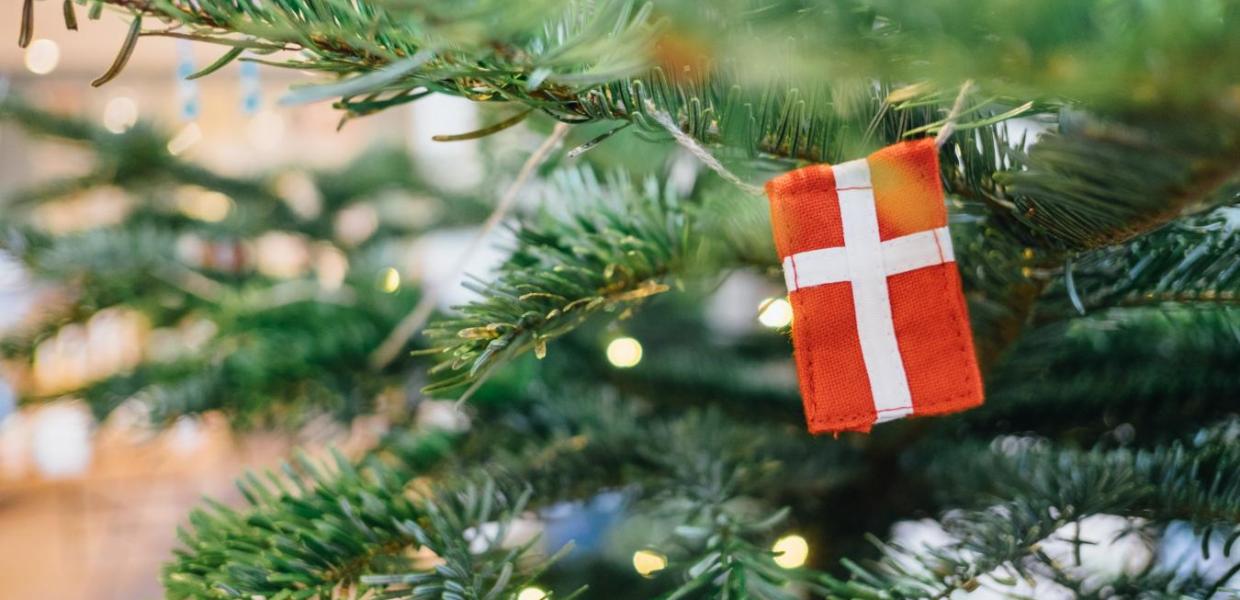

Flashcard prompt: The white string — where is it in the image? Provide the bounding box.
[644,80,973,193]
[934,80,975,148]
[642,99,764,196]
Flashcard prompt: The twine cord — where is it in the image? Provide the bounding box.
[642,99,764,196]
[934,80,976,148]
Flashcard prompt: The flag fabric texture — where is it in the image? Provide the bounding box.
[765,138,984,434]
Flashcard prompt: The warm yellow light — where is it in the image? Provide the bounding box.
[772,534,809,569]
[102,96,139,134]
[167,122,203,156]
[758,297,793,329]
[516,587,547,600]
[606,337,643,368]
[176,188,232,222]
[24,39,60,75]
[632,549,668,577]
[380,267,401,293]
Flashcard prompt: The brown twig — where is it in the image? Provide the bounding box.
[368,122,571,370]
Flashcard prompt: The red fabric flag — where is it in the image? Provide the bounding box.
[765,139,984,434]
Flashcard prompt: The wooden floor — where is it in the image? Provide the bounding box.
[0,406,384,599]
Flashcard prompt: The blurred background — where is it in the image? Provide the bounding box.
[0,3,504,597]
[2,4,723,598]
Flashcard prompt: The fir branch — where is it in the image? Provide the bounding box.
[939,118,1240,362]
[601,408,875,599]
[823,420,1240,599]
[162,388,859,599]
[80,0,1240,130]
[1041,206,1240,317]
[651,513,809,600]
[419,169,695,394]
[1045,561,1224,600]
[360,480,580,600]
[973,306,1240,444]
[950,422,1240,527]
[1001,117,1240,251]
[163,390,635,599]
[707,0,1240,117]
[164,434,459,599]
[61,1,1240,260]
[636,450,818,599]
[53,2,956,169]
[421,120,1240,393]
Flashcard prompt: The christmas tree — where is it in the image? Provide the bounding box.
[8,1,1240,598]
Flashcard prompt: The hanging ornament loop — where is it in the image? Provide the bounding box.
[934,80,975,149]
[642,98,765,197]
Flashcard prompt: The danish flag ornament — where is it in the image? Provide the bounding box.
[765,138,984,434]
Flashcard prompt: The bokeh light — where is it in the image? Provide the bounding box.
[167,122,203,156]
[632,549,668,577]
[314,245,349,291]
[176,188,232,222]
[606,336,643,368]
[253,232,311,279]
[24,39,60,75]
[102,97,139,134]
[772,534,809,569]
[380,267,401,293]
[516,587,547,600]
[758,297,793,328]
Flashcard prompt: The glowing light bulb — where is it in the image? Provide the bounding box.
[24,39,60,75]
[632,549,668,577]
[380,267,401,293]
[516,587,547,600]
[758,297,793,329]
[102,96,139,134]
[772,534,809,569]
[606,337,642,368]
[167,122,203,156]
